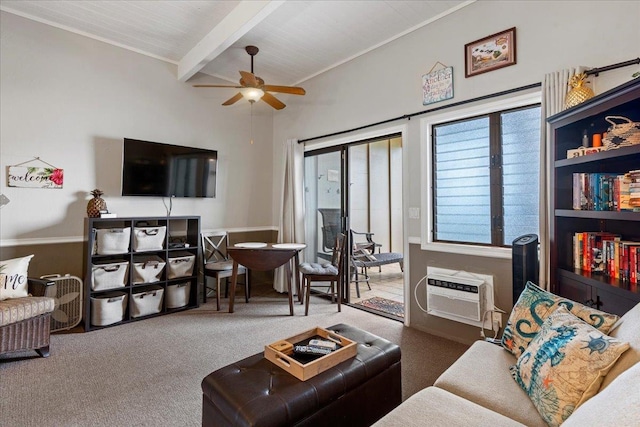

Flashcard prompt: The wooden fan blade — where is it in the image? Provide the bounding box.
[239,71,258,87]
[222,92,243,106]
[261,92,286,110]
[262,85,306,95]
[193,84,243,88]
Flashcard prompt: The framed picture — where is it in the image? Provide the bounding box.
[465,27,516,78]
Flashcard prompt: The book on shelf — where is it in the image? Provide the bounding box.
[572,171,640,211]
[578,234,640,284]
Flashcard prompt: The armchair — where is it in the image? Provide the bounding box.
[350,230,403,298]
[0,278,55,358]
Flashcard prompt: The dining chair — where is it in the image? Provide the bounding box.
[298,233,346,316]
[201,232,249,311]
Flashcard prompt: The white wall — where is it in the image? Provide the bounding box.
[0,11,275,245]
[272,0,640,340]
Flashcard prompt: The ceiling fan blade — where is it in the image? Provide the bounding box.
[222,92,244,106]
[239,71,259,87]
[261,92,286,110]
[262,85,306,95]
[193,84,243,88]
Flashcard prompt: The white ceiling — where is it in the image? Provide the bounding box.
[0,0,472,87]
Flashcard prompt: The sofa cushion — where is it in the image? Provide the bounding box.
[0,255,34,300]
[434,340,547,427]
[563,361,640,427]
[600,301,640,390]
[510,306,629,427]
[501,281,619,358]
[372,386,525,427]
[0,296,55,326]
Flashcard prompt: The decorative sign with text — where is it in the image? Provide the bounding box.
[422,65,454,106]
[8,166,64,189]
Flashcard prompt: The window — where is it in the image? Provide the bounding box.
[424,95,541,250]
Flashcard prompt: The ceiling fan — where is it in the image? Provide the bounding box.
[193,45,306,110]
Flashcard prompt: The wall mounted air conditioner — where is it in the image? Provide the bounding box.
[426,267,494,328]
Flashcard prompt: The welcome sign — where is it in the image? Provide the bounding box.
[8,166,64,189]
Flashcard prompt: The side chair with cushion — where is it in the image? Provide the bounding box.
[298,233,346,316]
[1,255,55,358]
[201,232,249,311]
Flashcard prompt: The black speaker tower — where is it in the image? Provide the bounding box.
[512,234,539,306]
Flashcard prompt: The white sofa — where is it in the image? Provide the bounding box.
[374,301,640,426]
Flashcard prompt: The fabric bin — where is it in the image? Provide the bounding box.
[91,292,127,326]
[95,227,131,255]
[166,282,191,308]
[132,255,166,284]
[91,259,129,291]
[133,226,166,252]
[167,251,196,279]
[130,286,164,318]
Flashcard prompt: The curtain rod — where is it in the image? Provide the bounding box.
[299,56,640,144]
[298,83,541,143]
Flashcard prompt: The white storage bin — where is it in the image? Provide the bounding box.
[130,286,164,318]
[95,227,131,255]
[133,226,166,252]
[132,255,166,284]
[166,282,191,308]
[91,292,127,326]
[91,260,129,291]
[167,251,196,279]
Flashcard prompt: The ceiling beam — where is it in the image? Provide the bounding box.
[177,0,284,82]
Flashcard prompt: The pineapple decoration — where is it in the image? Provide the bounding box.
[565,72,595,109]
[87,189,107,218]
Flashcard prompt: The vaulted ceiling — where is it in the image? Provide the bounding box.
[1,0,472,87]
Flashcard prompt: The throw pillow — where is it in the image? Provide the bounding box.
[501,281,619,358]
[0,254,34,300]
[510,306,629,427]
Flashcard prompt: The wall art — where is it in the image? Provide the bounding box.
[422,63,453,105]
[7,157,63,189]
[465,27,516,78]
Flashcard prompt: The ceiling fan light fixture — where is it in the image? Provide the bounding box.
[240,87,264,103]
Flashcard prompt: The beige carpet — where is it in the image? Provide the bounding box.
[1,287,468,427]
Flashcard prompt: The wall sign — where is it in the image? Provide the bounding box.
[422,63,453,105]
[7,157,64,189]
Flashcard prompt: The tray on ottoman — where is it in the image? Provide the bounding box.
[264,326,357,381]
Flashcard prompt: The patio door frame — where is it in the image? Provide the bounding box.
[302,123,409,324]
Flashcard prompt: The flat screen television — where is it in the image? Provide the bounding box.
[122,138,217,198]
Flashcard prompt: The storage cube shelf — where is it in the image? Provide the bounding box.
[83,216,200,331]
[549,79,640,316]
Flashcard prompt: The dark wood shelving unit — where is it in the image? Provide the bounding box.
[549,78,640,317]
[82,216,201,331]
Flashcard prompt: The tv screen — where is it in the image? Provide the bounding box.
[122,138,217,198]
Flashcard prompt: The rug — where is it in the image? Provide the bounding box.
[354,296,404,318]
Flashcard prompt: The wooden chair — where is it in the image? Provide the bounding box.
[298,233,346,316]
[201,232,249,311]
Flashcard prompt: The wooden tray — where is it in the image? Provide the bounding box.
[264,327,357,381]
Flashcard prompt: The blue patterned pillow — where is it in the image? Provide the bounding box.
[510,306,629,427]
[501,281,619,358]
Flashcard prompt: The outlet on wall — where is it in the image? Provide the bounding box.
[492,311,502,330]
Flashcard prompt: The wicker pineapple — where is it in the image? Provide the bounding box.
[87,189,107,218]
[565,73,595,109]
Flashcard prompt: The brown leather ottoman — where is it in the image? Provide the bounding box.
[201,323,401,427]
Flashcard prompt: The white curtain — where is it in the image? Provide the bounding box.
[539,66,588,289]
[273,138,305,293]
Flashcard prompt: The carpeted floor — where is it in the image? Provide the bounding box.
[355,296,405,318]
[1,284,467,427]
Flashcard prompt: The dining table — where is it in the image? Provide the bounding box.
[226,242,307,315]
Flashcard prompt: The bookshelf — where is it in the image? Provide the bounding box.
[549,78,640,316]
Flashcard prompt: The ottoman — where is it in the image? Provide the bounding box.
[202,324,402,427]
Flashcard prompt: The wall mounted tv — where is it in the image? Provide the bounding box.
[122,138,217,198]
